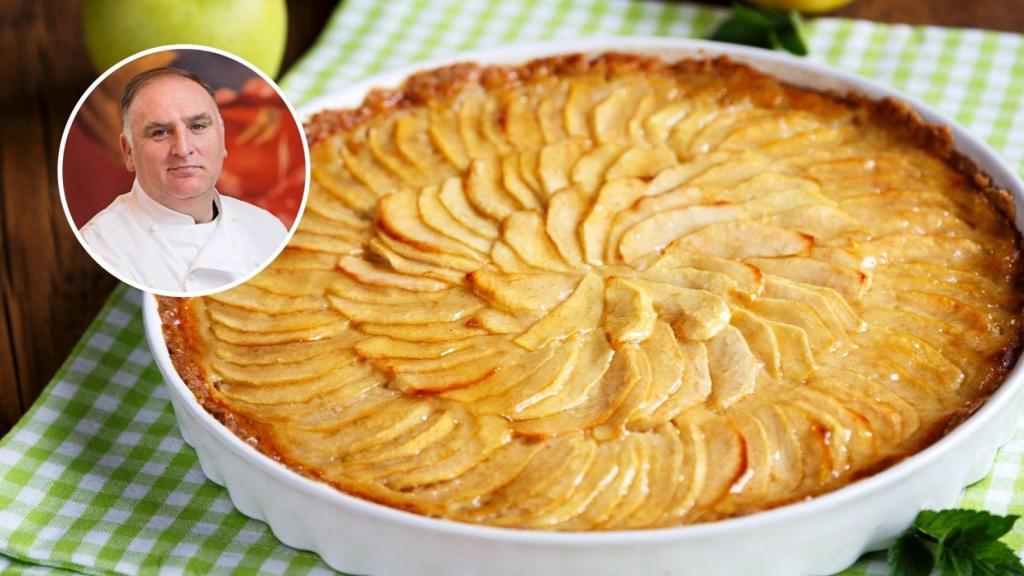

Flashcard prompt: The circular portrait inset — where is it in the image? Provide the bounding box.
[59,45,309,296]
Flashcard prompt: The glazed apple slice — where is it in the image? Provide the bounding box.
[418,183,494,253]
[472,433,597,525]
[475,333,583,415]
[863,289,996,339]
[638,338,711,427]
[517,439,623,528]
[605,146,678,181]
[545,187,588,268]
[659,414,707,524]
[502,210,573,272]
[878,262,1015,311]
[731,309,782,379]
[763,275,863,337]
[634,279,730,342]
[287,231,361,256]
[365,238,467,285]
[205,300,341,333]
[208,284,327,314]
[209,317,349,346]
[391,346,518,394]
[368,123,430,187]
[685,108,774,157]
[338,255,450,293]
[377,190,486,261]
[394,111,452,176]
[269,248,339,271]
[437,177,499,239]
[374,335,511,373]
[212,334,352,366]
[671,221,813,260]
[381,414,512,490]
[686,408,745,517]
[211,347,343,386]
[443,343,557,404]
[502,92,544,151]
[746,257,867,302]
[354,335,476,360]
[743,297,837,358]
[746,400,803,496]
[514,272,604,350]
[642,101,691,146]
[855,234,989,272]
[652,251,764,297]
[458,90,498,158]
[359,318,487,343]
[604,277,656,346]
[536,82,570,144]
[501,154,543,210]
[618,204,744,264]
[592,83,653,144]
[478,93,514,155]
[467,307,539,335]
[339,137,410,198]
[705,325,761,409]
[309,141,379,211]
[607,426,680,528]
[327,288,484,325]
[539,138,589,195]
[550,437,642,529]
[580,177,650,265]
[626,320,685,427]
[512,330,614,420]
[421,439,543,513]
[760,205,862,243]
[465,157,519,220]
[564,77,614,138]
[342,404,460,466]
[593,344,652,440]
[571,144,626,196]
[427,103,470,170]
[728,404,773,502]
[216,360,378,406]
[246,269,339,298]
[373,231,480,273]
[807,368,907,447]
[468,268,581,312]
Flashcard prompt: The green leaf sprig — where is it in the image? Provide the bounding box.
[708,4,809,56]
[888,509,1023,576]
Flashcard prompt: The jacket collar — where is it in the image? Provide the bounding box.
[130,179,223,226]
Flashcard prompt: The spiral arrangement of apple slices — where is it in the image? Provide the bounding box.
[175,55,1023,529]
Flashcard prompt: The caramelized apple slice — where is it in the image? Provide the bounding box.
[671,221,813,260]
[513,331,615,420]
[539,138,589,195]
[208,284,327,314]
[618,204,743,264]
[515,272,604,350]
[705,325,761,409]
[580,178,650,265]
[634,279,730,342]
[546,188,588,268]
[604,277,656,346]
[437,177,499,239]
[418,183,493,253]
[502,210,572,272]
[746,257,867,302]
[327,288,483,324]
[468,268,581,312]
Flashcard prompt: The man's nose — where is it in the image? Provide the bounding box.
[170,128,193,157]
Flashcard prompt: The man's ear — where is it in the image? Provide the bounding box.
[120,132,135,172]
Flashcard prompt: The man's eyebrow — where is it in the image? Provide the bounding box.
[140,114,214,133]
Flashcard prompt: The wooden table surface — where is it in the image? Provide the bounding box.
[0,0,1021,436]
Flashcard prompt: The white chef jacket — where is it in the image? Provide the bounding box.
[80,180,288,293]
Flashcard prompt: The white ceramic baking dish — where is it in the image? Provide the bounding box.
[142,37,1024,576]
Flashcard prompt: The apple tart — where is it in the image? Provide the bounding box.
[160,54,1024,529]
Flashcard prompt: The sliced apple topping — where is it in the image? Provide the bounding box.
[181,56,1023,531]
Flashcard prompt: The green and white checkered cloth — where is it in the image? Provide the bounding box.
[2,1,1022,574]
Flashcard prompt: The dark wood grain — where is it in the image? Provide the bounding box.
[0,0,1019,436]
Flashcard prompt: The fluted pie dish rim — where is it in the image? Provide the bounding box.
[143,37,1024,576]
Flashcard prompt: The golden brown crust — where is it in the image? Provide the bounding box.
[161,52,1024,527]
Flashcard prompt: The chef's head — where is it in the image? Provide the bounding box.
[119,67,227,208]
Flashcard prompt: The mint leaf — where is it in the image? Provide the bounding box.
[708,4,809,56]
[917,510,1019,544]
[966,540,1024,576]
[710,17,773,50]
[889,509,1024,576]
[888,531,934,576]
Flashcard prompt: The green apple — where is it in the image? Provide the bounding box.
[82,0,288,78]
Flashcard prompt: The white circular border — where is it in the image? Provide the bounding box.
[57,43,312,298]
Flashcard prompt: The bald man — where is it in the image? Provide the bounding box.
[80,67,287,293]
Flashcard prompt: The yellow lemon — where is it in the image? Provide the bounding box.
[748,0,856,14]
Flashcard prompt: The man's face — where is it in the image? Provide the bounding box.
[121,75,227,204]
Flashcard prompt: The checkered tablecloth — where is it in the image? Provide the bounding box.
[2,1,1022,574]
